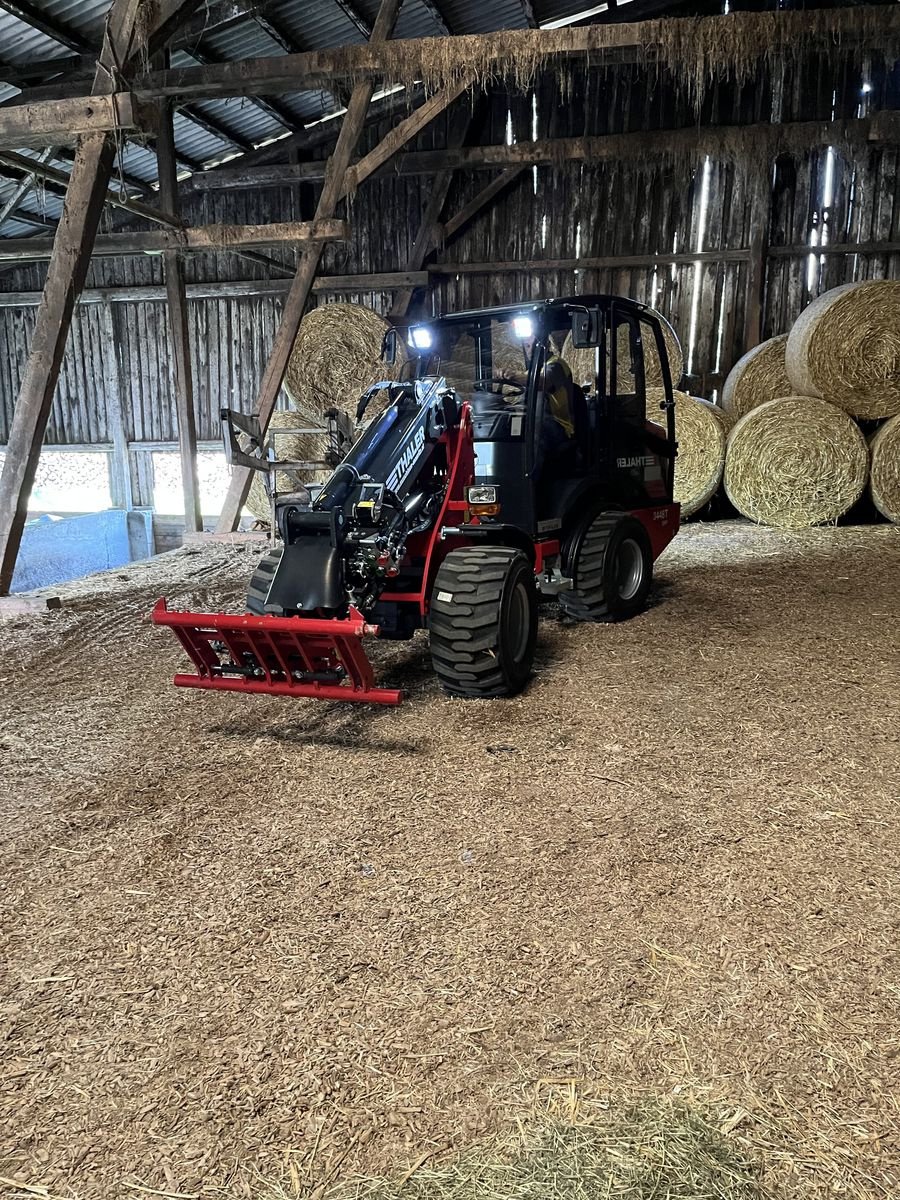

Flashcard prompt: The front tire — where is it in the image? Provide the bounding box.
[560,510,652,622]
[429,547,537,698]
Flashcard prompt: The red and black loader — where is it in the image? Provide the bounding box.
[153,295,681,704]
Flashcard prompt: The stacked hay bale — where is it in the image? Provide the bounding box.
[721,279,900,528]
[247,303,404,522]
[646,389,732,518]
[724,397,868,528]
[869,415,900,524]
[721,334,791,421]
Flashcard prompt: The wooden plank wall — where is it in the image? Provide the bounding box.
[0,50,897,460]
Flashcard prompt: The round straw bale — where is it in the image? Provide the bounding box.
[869,415,900,523]
[563,317,684,391]
[721,334,791,421]
[283,302,405,420]
[646,389,731,517]
[724,395,868,528]
[785,280,900,419]
[246,411,332,523]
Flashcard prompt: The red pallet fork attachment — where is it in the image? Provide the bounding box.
[152,600,404,706]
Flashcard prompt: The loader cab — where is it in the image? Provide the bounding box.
[402,296,677,538]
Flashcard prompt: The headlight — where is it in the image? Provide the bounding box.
[512,315,534,340]
[467,485,498,505]
[409,325,433,350]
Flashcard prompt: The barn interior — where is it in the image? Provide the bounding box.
[0,0,898,1197]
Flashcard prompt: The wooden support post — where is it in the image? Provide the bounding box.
[215,0,402,533]
[157,87,202,532]
[743,173,772,352]
[391,102,474,319]
[99,302,133,510]
[0,0,144,595]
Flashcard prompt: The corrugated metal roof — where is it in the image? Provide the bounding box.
[0,0,652,236]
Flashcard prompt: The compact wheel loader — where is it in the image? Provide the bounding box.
[154,295,680,704]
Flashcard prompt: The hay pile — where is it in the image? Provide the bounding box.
[564,317,684,391]
[785,280,900,420]
[721,335,791,422]
[869,415,900,524]
[648,389,732,518]
[724,396,868,528]
[246,411,333,523]
[284,302,404,421]
[342,1105,765,1200]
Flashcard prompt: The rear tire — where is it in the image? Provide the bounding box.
[559,510,652,622]
[430,546,537,698]
[246,547,283,615]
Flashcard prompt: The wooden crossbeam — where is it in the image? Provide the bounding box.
[129,7,897,102]
[440,166,525,242]
[216,0,403,534]
[0,93,139,149]
[0,0,91,53]
[0,272,431,306]
[0,149,180,226]
[0,219,349,262]
[341,77,472,197]
[190,112,900,191]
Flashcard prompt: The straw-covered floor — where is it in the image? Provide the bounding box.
[1,522,898,1200]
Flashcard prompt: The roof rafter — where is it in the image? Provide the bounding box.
[0,0,91,53]
[332,0,372,39]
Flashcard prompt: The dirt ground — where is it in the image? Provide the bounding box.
[1,520,898,1200]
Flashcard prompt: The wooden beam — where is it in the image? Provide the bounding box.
[332,0,372,38]
[430,250,754,274]
[0,146,53,230]
[0,219,349,262]
[0,0,145,596]
[391,101,474,317]
[0,271,429,307]
[0,0,91,53]
[216,0,402,534]
[190,113,900,191]
[174,1,269,47]
[98,302,133,510]
[0,150,181,227]
[0,54,95,87]
[158,90,202,533]
[131,8,898,102]
[417,0,452,35]
[439,166,525,241]
[342,77,472,197]
[0,93,139,150]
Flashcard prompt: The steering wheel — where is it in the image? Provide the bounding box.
[473,377,525,396]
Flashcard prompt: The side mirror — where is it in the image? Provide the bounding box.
[571,308,600,349]
[381,328,398,365]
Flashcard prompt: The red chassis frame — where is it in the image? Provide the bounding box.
[152,406,680,706]
[152,408,476,706]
